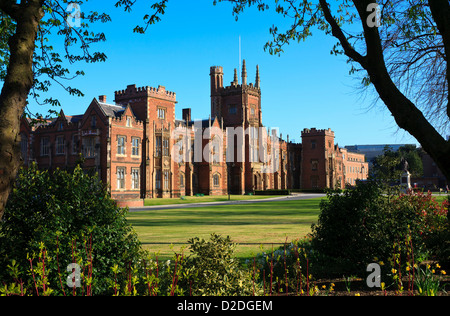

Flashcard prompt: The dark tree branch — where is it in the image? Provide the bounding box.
[318,0,368,68]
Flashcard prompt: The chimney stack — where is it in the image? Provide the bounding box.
[182,108,192,122]
[255,65,260,89]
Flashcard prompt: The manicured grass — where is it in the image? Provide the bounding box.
[434,195,449,204]
[144,195,283,206]
[127,197,325,261]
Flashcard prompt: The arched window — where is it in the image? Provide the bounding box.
[180,173,185,187]
[213,173,220,187]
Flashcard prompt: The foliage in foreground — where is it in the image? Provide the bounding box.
[0,164,145,295]
[0,166,448,296]
[3,231,447,296]
[310,181,449,277]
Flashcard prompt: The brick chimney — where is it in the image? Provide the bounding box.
[182,108,191,122]
[99,95,107,103]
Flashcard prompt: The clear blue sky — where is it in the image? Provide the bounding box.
[26,0,420,147]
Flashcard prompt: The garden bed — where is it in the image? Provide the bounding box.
[311,276,450,296]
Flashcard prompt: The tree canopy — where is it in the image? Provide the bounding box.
[371,145,424,185]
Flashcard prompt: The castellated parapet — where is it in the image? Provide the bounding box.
[114,84,177,102]
[210,66,224,74]
[301,128,335,137]
[211,61,261,97]
[222,83,261,95]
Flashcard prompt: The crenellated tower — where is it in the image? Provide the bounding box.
[301,128,338,190]
[210,60,262,128]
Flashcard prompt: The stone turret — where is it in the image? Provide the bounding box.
[210,66,224,95]
[242,59,247,86]
[232,68,239,86]
[255,65,260,89]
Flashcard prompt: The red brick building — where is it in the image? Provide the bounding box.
[19,61,368,207]
[301,128,369,190]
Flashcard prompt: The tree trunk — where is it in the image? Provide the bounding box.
[0,2,44,220]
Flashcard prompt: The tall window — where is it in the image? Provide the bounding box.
[132,137,140,156]
[72,134,78,155]
[117,167,125,190]
[210,135,222,164]
[131,168,140,190]
[56,136,65,155]
[155,136,162,157]
[164,170,170,190]
[229,104,237,114]
[311,160,319,171]
[155,169,161,189]
[176,136,184,161]
[311,140,316,149]
[249,127,258,162]
[213,174,220,187]
[41,137,50,156]
[163,138,169,156]
[91,116,97,128]
[190,140,195,163]
[158,108,166,119]
[180,173,185,187]
[117,136,126,155]
[83,137,95,158]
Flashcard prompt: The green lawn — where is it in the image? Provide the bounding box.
[127,197,325,261]
[434,195,449,204]
[144,195,284,206]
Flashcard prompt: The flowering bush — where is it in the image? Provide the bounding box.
[392,190,448,239]
[389,191,449,267]
[310,181,449,277]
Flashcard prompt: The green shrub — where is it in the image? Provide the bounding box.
[177,234,261,296]
[310,181,389,277]
[0,164,146,295]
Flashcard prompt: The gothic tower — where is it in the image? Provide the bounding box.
[209,60,262,128]
[209,61,264,194]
